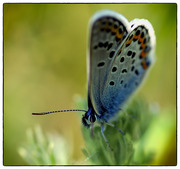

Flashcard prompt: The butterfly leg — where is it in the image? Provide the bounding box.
[101,125,113,151]
[106,122,125,135]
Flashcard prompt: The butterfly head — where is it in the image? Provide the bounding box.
[82,107,97,128]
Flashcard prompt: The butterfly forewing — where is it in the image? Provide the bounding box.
[88,10,131,116]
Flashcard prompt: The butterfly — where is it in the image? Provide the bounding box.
[32,10,156,150]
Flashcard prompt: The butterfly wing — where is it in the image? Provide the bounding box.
[101,19,156,120]
[88,10,131,116]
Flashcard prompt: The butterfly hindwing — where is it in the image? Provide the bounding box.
[101,19,155,120]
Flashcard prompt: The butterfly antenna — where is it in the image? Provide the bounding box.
[32,109,87,115]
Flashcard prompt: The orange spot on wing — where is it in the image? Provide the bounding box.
[116,31,123,39]
[133,34,140,40]
[140,51,147,58]
[111,26,117,33]
[141,60,148,69]
[140,42,149,58]
[139,37,145,44]
[126,35,134,45]
[140,41,147,49]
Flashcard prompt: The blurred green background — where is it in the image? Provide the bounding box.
[4,3,176,165]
